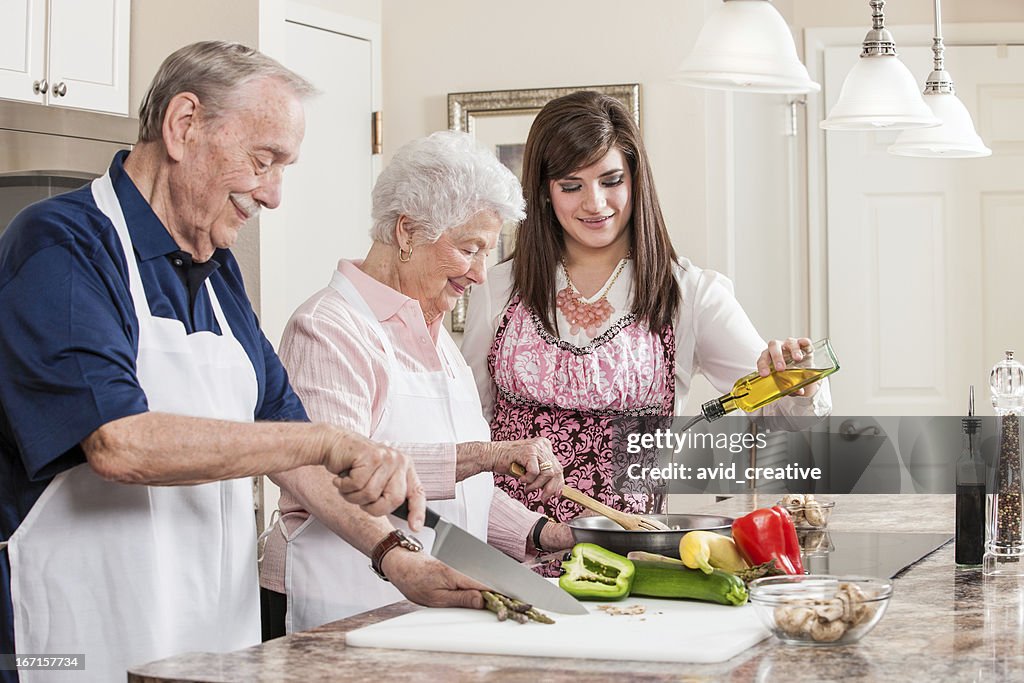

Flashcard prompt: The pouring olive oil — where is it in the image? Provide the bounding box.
[680,338,839,431]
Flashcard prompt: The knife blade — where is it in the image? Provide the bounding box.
[393,503,587,615]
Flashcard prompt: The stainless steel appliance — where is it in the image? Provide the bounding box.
[0,99,137,231]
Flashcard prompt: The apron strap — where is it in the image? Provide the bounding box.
[328,268,471,437]
[92,172,149,318]
[328,270,400,366]
[92,172,236,338]
[204,279,236,339]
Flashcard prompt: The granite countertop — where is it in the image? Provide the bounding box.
[129,494,1024,682]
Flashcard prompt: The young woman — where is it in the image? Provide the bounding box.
[462,91,831,534]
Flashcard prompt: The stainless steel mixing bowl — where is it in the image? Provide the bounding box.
[567,513,734,558]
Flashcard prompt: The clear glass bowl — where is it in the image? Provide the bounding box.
[748,575,892,646]
[777,497,835,530]
[797,529,834,556]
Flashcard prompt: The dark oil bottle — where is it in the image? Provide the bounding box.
[956,387,985,566]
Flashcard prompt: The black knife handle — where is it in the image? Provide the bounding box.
[392,502,440,529]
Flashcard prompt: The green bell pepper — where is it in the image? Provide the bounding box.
[558,543,636,601]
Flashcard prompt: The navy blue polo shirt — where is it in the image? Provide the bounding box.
[0,151,308,666]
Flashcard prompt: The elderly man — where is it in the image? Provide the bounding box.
[0,41,423,682]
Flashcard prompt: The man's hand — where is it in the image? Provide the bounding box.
[322,428,426,531]
[381,549,488,609]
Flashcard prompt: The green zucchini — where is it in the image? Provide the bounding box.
[628,560,748,606]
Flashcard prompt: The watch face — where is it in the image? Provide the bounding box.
[396,530,424,552]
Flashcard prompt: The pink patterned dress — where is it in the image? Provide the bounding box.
[488,296,676,527]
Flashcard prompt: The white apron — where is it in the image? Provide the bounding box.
[5,171,261,682]
[283,270,493,632]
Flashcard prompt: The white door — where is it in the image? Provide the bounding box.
[46,0,130,114]
[259,19,375,348]
[823,44,1024,416]
[255,11,379,531]
[0,0,46,105]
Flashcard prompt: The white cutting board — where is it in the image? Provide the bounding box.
[346,590,770,664]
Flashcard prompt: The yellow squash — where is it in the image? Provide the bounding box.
[679,530,748,574]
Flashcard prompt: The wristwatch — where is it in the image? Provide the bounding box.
[370,529,423,581]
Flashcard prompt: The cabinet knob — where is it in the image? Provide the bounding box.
[32,79,48,95]
[52,81,67,97]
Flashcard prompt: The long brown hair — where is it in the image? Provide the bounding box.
[511,90,680,336]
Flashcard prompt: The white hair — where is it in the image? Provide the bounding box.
[370,131,525,245]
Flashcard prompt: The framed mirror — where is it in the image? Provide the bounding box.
[446,83,640,332]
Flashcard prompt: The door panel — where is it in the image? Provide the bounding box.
[47,0,129,114]
[0,0,46,105]
[259,21,373,348]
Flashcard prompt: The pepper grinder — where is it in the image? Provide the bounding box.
[983,351,1024,576]
[955,386,984,566]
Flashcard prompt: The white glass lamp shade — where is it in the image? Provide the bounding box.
[674,0,820,94]
[889,92,991,157]
[821,56,941,130]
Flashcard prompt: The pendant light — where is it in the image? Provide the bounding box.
[888,0,991,157]
[674,0,819,94]
[821,0,940,130]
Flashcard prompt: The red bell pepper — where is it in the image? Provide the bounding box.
[731,506,805,575]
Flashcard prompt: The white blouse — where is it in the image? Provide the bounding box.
[460,256,831,428]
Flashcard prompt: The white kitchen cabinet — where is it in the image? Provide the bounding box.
[0,0,130,115]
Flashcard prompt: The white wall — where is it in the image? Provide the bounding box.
[789,0,1024,27]
[381,0,715,272]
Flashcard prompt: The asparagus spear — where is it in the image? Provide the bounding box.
[482,591,555,624]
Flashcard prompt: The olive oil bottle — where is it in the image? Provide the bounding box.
[683,339,839,429]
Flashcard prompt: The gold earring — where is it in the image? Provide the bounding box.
[398,245,413,262]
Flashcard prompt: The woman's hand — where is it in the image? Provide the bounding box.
[488,438,564,500]
[756,336,819,397]
[457,439,564,500]
[539,521,575,552]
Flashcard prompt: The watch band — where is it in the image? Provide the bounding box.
[370,529,423,581]
[531,516,550,552]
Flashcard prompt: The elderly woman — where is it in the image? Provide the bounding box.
[259,131,575,636]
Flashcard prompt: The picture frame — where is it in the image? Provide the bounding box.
[446,83,641,332]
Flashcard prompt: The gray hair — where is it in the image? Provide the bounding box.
[137,41,317,142]
[370,131,526,245]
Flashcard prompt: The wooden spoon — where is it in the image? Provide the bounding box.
[509,462,670,531]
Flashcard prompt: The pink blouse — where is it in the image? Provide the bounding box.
[260,260,541,593]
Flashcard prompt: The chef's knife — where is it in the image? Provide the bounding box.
[392,503,587,615]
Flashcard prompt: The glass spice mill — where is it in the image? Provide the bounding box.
[983,350,1024,576]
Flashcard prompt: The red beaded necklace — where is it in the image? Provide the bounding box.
[555,255,630,338]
